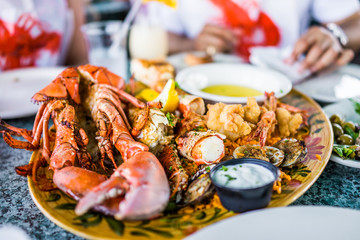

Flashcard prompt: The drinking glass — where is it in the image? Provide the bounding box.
[81,20,128,79]
[128,21,168,60]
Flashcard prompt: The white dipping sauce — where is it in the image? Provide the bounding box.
[214,163,275,189]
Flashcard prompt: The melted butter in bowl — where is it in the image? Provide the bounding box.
[202,84,263,97]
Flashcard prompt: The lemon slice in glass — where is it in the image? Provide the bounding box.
[154,79,179,112]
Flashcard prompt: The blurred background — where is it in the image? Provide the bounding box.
[85,0,130,22]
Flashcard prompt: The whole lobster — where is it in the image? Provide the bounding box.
[0,65,170,220]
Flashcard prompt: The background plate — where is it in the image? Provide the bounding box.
[176,63,292,104]
[185,206,360,240]
[323,99,360,168]
[28,89,332,239]
[295,64,360,103]
[167,51,244,72]
[0,67,65,119]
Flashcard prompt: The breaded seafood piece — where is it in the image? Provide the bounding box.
[206,102,251,141]
[276,108,303,137]
[244,97,261,124]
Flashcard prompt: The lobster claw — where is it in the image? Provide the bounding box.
[53,167,107,200]
[75,152,170,220]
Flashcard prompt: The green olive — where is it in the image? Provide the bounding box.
[330,114,343,125]
[337,134,355,145]
[342,121,356,132]
[332,123,344,138]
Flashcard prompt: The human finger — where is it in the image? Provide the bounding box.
[310,48,340,72]
[285,35,315,64]
[335,49,355,67]
[285,27,321,64]
[195,33,228,53]
[203,24,237,47]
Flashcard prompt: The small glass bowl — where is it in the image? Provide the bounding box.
[209,158,279,213]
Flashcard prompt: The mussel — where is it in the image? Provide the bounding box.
[272,138,307,167]
[182,165,215,205]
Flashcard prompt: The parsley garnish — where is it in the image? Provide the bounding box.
[205,166,211,172]
[224,174,237,184]
[174,81,180,89]
[169,166,173,171]
[166,112,175,127]
[233,167,237,171]
[221,165,228,171]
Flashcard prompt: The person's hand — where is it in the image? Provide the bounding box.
[195,24,239,54]
[285,26,354,73]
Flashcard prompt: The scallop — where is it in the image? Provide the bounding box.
[273,138,307,167]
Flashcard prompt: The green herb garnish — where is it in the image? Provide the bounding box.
[350,98,360,115]
[166,112,175,127]
[221,165,228,171]
[333,144,356,159]
[224,174,237,184]
[174,81,180,89]
[205,166,211,172]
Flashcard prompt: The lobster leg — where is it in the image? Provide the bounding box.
[97,85,131,129]
[0,119,33,143]
[32,103,47,134]
[95,111,117,169]
[1,131,37,150]
[96,99,148,160]
[99,84,145,109]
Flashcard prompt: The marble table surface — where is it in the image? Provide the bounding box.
[1,116,359,240]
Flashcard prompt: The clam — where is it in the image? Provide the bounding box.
[233,144,285,166]
[273,138,307,167]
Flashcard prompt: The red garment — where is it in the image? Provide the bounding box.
[210,0,281,60]
[0,13,61,70]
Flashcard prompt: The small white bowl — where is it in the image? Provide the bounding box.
[176,63,292,103]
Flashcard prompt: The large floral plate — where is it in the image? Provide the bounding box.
[28,89,333,239]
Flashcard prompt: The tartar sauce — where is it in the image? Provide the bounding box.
[213,163,275,189]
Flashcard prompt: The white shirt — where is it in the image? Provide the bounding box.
[146,0,359,51]
[0,0,72,71]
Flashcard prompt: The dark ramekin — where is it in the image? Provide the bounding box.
[209,158,279,213]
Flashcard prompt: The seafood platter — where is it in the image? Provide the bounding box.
[0,59,333,239]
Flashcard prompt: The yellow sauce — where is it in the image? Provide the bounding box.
[201,84,262,97]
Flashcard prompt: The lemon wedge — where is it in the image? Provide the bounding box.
[136,89,159,102]
[154,79,179,112]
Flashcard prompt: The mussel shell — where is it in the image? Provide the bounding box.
[273,138,307,167]
[183,173,215,205]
